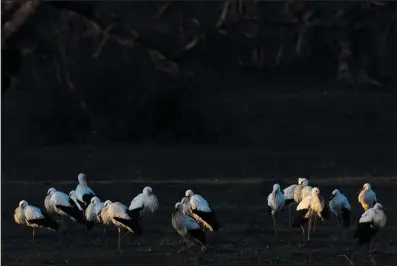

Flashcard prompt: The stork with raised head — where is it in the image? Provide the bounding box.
[267,184,285,237]
[358,183,377,211]
[329,189,351,229]
[293,187,329,240]
[14,200,59,244]
[128,186,159,220]
[172,202,206,253]
[98,201,142,250]
[182,189,219,232]
[283,177,302,229]
[44,187,85,227]
[75,173,96,210]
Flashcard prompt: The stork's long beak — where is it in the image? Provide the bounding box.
[357,188,364,195]
[181,197,187,204]
[329,194,335,201]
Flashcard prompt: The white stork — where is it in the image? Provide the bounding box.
[172,202,206,252]
[182,189,219,232]
[355,203,387,244]
[75,173,96,210]
[98,200,142,250]
[14,200,59,244]
[293,187,329,240]
[128,186,159,220]
[283,177,303,229]
[358,183,377,211]
[69,190,84,211]
[44,187,85,227]
[329,189,351,229]
[267,183,285,237]
[85,196,105,229]
[294,178,312,204]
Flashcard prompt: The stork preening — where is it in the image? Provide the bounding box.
[329,189,351,229]
[128,186,159,220]
[98,200,142,250]
[293,187,329,240]
[172,202,206,252]
[69,190,84,211]
[283,177,302,229]
[355,203,387,246]
[75,173,96,210]
[293,178,311,204]
[358,183,377,211]
[14,200,59,244]
[85,196,105,230]
[44,188,85,227]
[182,189,219,232]
[267,184,285,237]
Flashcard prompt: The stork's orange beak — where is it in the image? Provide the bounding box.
[357,187,364,195]
[182,197,187,204]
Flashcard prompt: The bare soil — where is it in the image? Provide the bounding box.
[2,146,397,265]
[2,180,397,266]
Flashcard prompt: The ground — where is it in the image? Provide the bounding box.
[1,146,397,265]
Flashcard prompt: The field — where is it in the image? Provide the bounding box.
[1,146,397,265]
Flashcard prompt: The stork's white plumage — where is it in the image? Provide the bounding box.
[293,178,311,203]
[293,187,329,240]
[14,200,59,243]
[85,196,105,229]
[267,184,285,237]
[75,173,96,210]
[69,190,83,211]
[182,189,219,232]
[172,202,206,252]
[358,183,377,211]
[98,201,142,250]
[355,203,387,245]
[329,189,351,229]
[44,187,85,226]
[128,186,159,220]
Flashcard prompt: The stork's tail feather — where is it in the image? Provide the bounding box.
[342,207,351,228]
[355,221,377,245]
[56,204,85,224]
[189,229,206,245]
[320,205,330,220]
[85,219,95,230]
[284,199,295,207]
[292,209,309,227]
[28,217,59,231]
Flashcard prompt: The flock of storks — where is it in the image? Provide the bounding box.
[14,174,387,255]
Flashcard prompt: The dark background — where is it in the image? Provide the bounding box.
[1,1,396,179]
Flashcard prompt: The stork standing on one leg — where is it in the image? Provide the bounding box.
[98,200,142,250]
[358,183,377,211]
[292,187,329,241]
[267,183,285,237]
[14,200,59,244]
